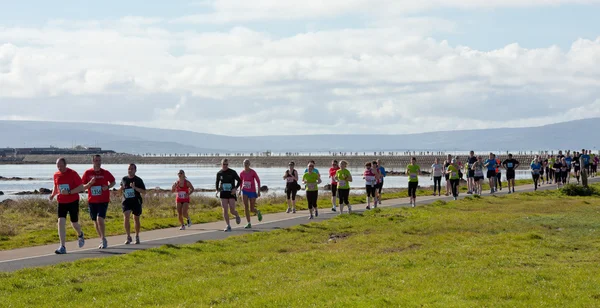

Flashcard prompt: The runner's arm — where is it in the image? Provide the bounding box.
[187,181,194,195]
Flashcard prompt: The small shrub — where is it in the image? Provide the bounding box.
[560,184,600,197]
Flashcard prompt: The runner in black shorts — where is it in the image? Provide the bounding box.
[49,157,86,254]
[467,151,477,195]
[573,152,581,184]
[120,163,146,245]
[502,154,519,193]
[328,160,340,212]
[216,158,241,232]
[284,162,299,213]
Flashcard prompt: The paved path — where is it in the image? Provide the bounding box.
[0,180,592,272]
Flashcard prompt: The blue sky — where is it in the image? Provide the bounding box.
[0,1,599,135]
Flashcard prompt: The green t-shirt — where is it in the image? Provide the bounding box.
[335,169,352,189]
[447,165,460,180]
[303,172,320,191]
[406,164,421,182]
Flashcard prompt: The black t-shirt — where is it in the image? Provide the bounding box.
[573,156,581,167]
[554,162,563,171]
[503,159,519,171]
[468,156,478,165]
[216,168,241,191]
[121,176,146,205]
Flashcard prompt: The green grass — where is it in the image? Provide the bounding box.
[0,179,534,250]
[2,183,600,307]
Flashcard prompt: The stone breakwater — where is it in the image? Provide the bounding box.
[15,154,541,170]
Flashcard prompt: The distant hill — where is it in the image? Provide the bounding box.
[0,118,597,154]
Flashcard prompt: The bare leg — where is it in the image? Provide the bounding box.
[221,199,230,226]
[58,218,66,247]
[123,210,131,237]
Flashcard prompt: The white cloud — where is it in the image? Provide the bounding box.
[1,5,600,136]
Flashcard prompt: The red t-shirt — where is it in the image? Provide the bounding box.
[81,168,115,203]
[53,168,82,204]
[329,167,340,185]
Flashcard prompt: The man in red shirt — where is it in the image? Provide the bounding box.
[49,157,86,254]
[328,160,340,212]
[81,155,116,249]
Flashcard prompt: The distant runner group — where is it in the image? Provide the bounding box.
[50,150,597,254]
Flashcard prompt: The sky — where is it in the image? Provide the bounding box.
[1,0,599,136]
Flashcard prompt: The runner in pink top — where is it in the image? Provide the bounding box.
[239,159,263,228]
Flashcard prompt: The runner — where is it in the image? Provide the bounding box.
[471,156,485,195]
[582,149,591,177]
[431,158,443,196]
[494,154,502,191]
[328,160,340,212]
[560,157,568,186]
[565,151,573,184]
[467,151,477,195]
[530,157,542,191]
[216,159,242,232]
[548,155,555,184]
[303,162,322,219]
[447,159,460,200]
[484,153,497,194]
[406,157,420,207]
[502,154,519,193]
[443,154,452,196]
[377,159,386,205]
[372,161,383,207]
[283,162,299,213]
[334,160,353,214]
[573,152,581,184]
[49,158,85,254]
[120,164,146,244]
[542,155,549,185]
[581,150,589,187]
[363,162,377,210]
[172,170,194,230]
[81,155,116,249]
[553,158,564,189]
[239,159,263,229]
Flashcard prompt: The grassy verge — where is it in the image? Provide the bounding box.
[0,179,534,250]
[1,183,600,306]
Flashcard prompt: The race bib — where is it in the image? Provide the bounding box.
[507,163,513,168]
[475,170,483,177]
[59,184,70,193]
[243,181,252,190]
[222,183,232,192]
[177,191,188,199]
[124,188,136,199]
[286,177,295,183]
[409,174,417,180]
[451,172,457,178]
[91,186,102,196]
[339,180,347,187]
[532,169,540,175]
[365,176,375,185]
[307,183,317,190]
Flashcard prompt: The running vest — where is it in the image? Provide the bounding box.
[364,169,376,186]
[175,180,190,203]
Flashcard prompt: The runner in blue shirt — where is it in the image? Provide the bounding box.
[484,153,497,194]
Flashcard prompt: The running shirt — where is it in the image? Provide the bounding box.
[216,169,241,192]
[468,156,478,165]
[484,159,497,171]
[329,167,341,185]
[549,158,555,169]
[565,156,573,167]
[121,176,146,205]
[53,168,82,204]
[531,162,542,174]
[554,162,563,172]
[472,162,484,177]
[495,159,501,173]
[239,169,260,193]
[582,154,591,166]
[285,169,298,186]
[303,172,320,191]
[335,169,352,189]
[431,163,443,177]
[81,168,115,204]
[378,166,387,182]
[175,180,191,203]
[573,156,581,168]
[373,168,382,184]
[406,164,420,183]
[594,156,599,165]
[364,168,376,186]
[503,159,519,171]
[447,165,460,180]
